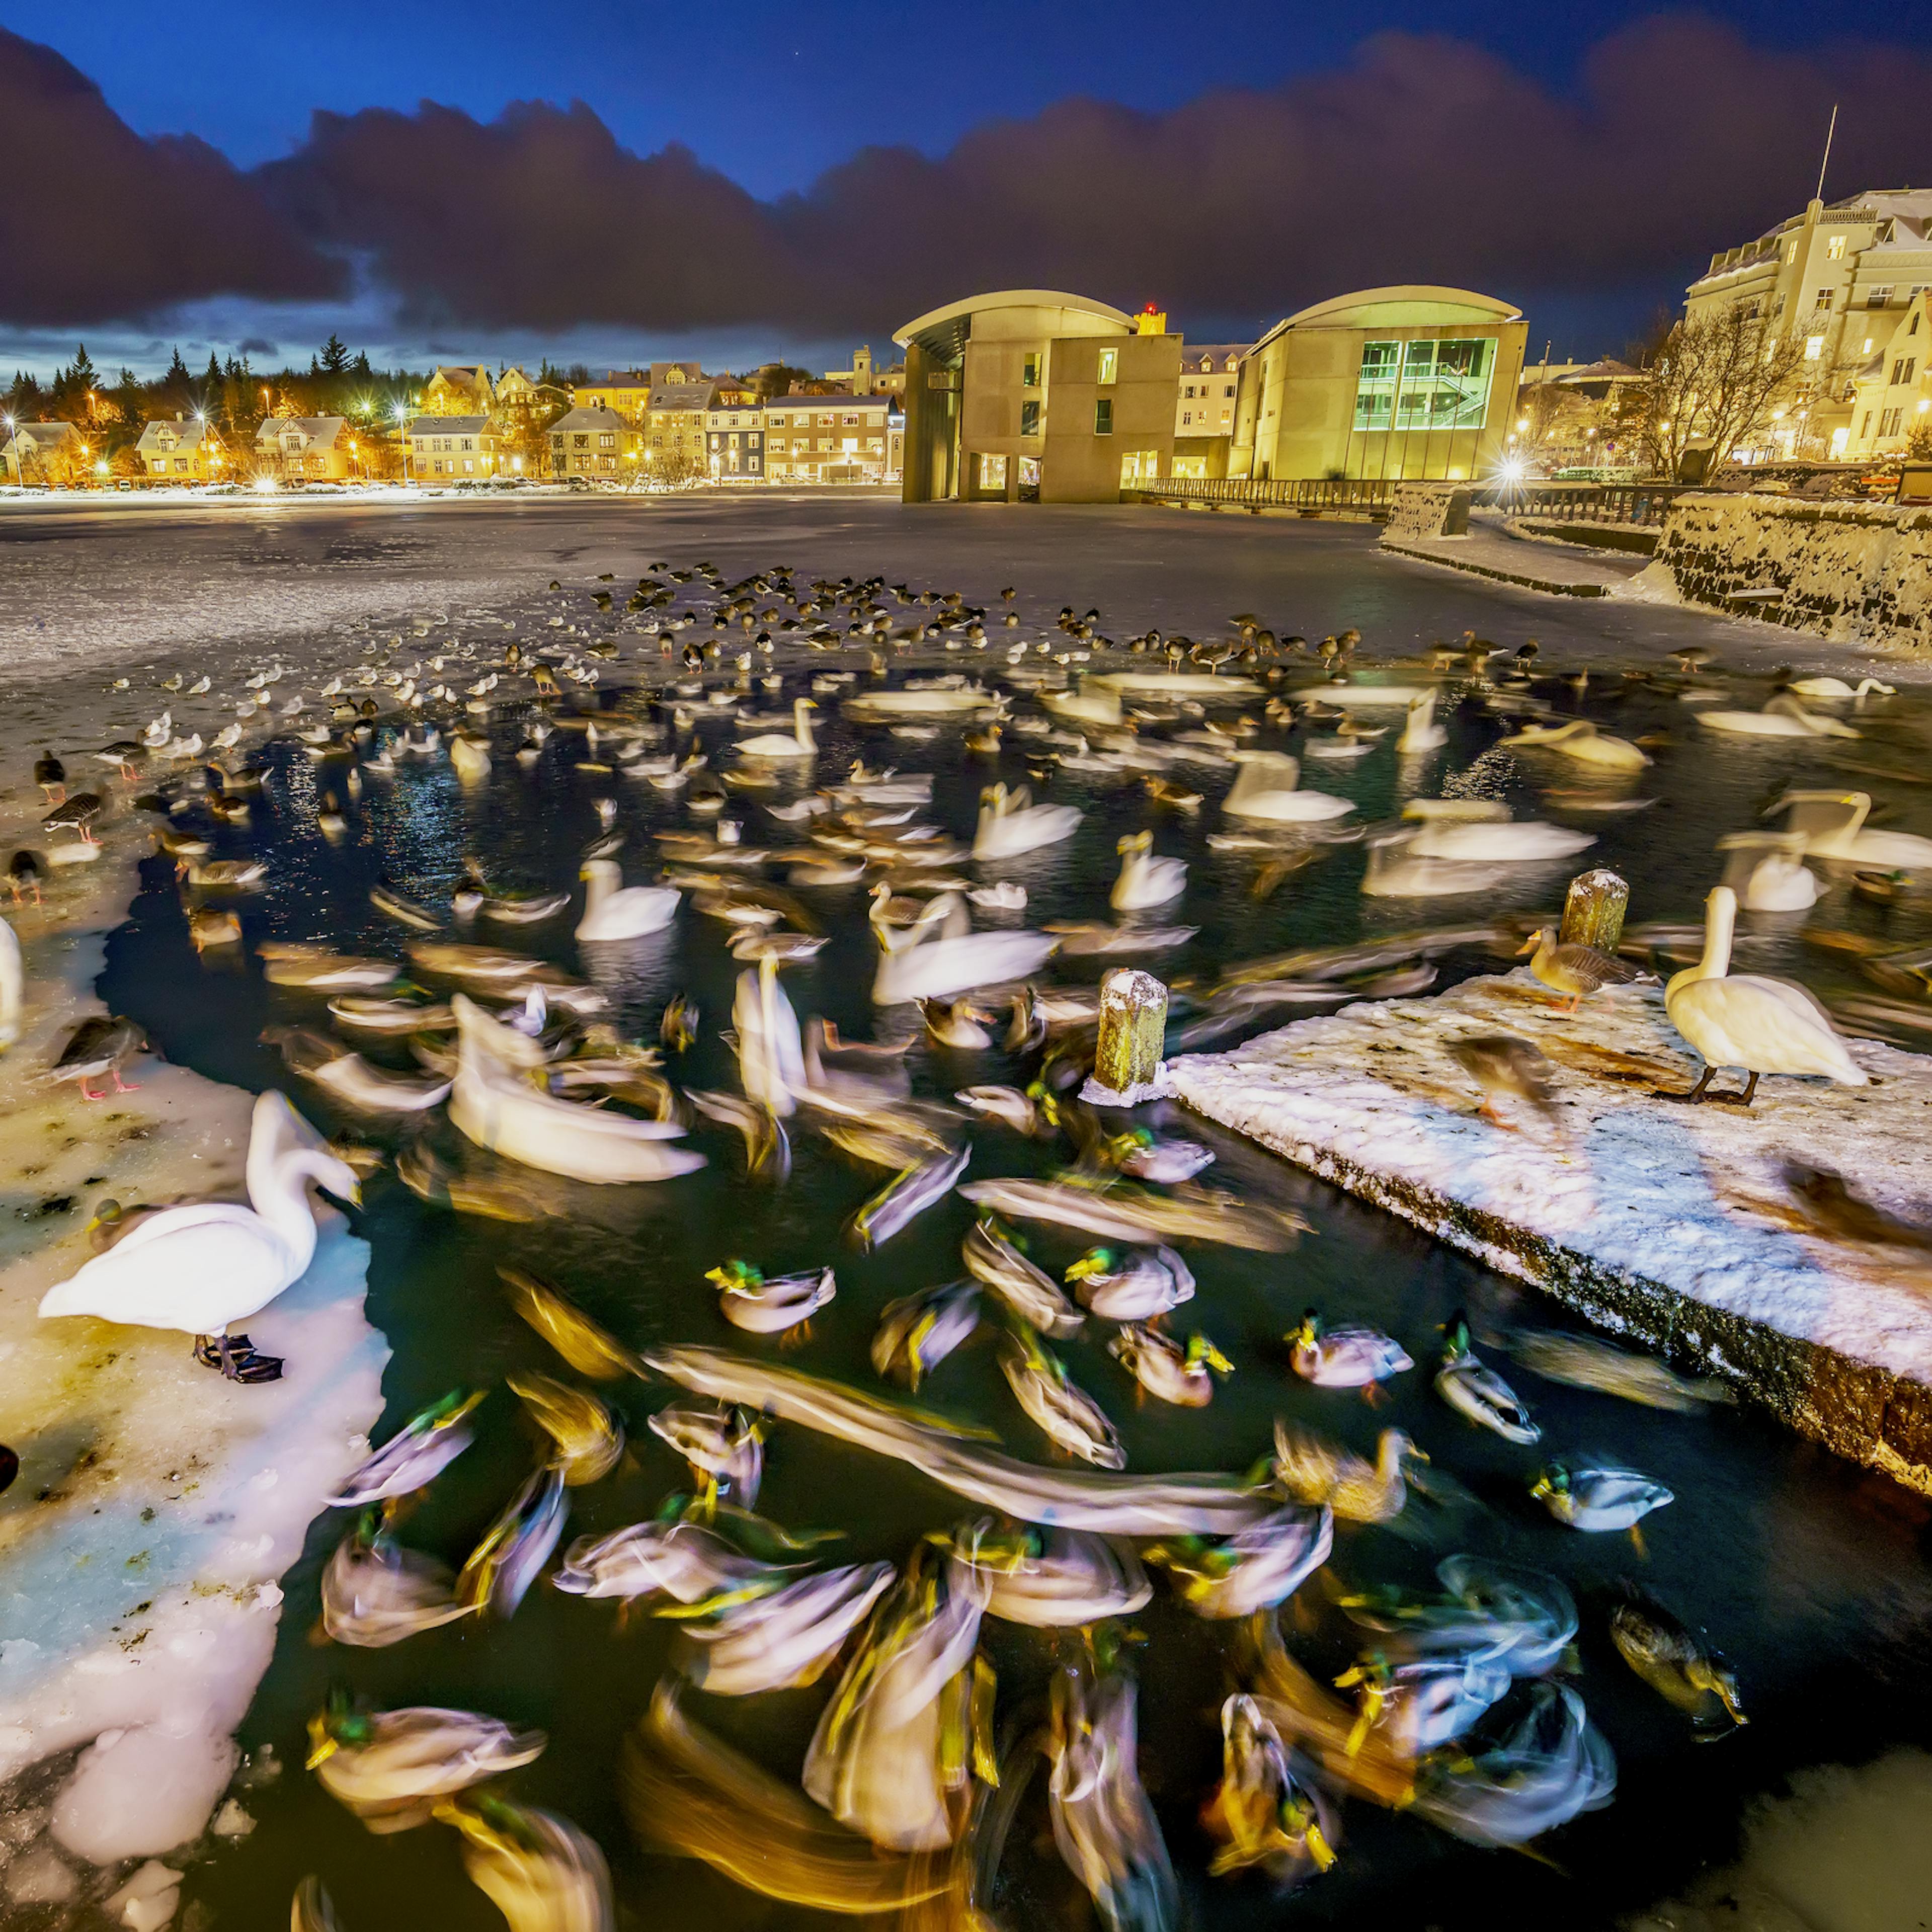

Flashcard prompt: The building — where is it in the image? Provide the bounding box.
[254,417,358,482]
[1510,357,1646,473]
[644,381,719,480]
[706,399,764,481]
[1846,293,1931,459]
[895,290,1180,504]
[1685,190,1932,457]
[763,394,900,484]
[421,366,496,416]
[2,420,88,486]
[1228,287,1527,482]
[404,415,501,481]
[820,345,908,396]
[493,366,569,421]
[547,404,639,481]
[573,371,653,422]
[1171,343,1245,478]
[135,415,227,484]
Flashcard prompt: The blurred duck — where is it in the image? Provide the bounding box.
[1435,1313,1539,1444]
[1146,1504,1333,1618]
[1530,1459,1672,1533]
[678,1562,896,1696]
[705,1259,836,1338]
[1202,1694,1337,1883]
[1411,1683,1616,1848]
[554,1513,786,1605]
[870,1277,982,1389]
[1447,1034,1560,1131]
[1109,1325,1233,1407]
[321,1511,473,1648]
[999,1327,1124,1467]
[307,1698,546,1834]
[1270,1422,1417,1524]
[964,1218,1084,1336]
[333,1391,485,1505]
[510,1373,623,1485]
[955,1521,1151,1626]
[1066,1244,1194,1321]
[1609,1588,1747,1739]
[439,1797,614,1932]
[648,1402,763,1506]
[456,1463,568,1617]
[1289,1309,1412,1389]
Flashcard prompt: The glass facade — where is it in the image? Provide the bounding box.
[1352,337,1494,433]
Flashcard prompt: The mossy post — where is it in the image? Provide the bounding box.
[1094,968,1167,1099]
[1561,868,1629,953]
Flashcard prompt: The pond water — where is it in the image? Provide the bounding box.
[101,632,1932,1930]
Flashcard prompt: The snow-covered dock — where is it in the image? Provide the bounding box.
[1169,970,1932,1492]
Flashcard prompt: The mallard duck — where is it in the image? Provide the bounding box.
[964,1218,1084,1336]
[1435,1314,1539,1443]
[50,1014,143,1099]
[998,1328,1124,1467]
[307,1698,545,1833]
[1289,1310,1412,1389]
[1108,1125,1215,1183]
[956,1522,1151,1626]
[1530,1460,1672,1532]
[456,1463,569,1617]
[678,1561,897,1695]
[1108,1325,1232,1407]
[510,1372,624,1485]
[1608,1588,1747,1738]
[1270,1421,1417,1523]
[705,1259,836,1337]
[1066,1244,1195,1321]
[1516,927,1644,1013]
[870,1277,981,1388]
[649,1402,764,1506]
[320,1511,474,1648]
[1202,1693,1337,1881]
[1146,1504,1333,1618]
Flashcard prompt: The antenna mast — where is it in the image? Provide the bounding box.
[1815,103,1837,202]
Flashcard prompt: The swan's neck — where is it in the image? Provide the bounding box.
[251,1149,330,1266]
[1676,893,1736,992]
[585,867,612,913]
[794,702,815,751]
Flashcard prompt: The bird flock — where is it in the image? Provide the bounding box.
[9,553,1920,1930]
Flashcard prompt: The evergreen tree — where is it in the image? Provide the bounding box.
[352,350,372,379]
[202,353,222,396]
[167,345,190,385]
[318,333,352,376]
[70,343,99,390]
[112,368,147,436]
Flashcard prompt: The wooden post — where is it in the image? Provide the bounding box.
[1561,868,1629,952]
[1092,968,1168,1101]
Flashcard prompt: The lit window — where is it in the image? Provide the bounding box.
[977,451,1007,492]
[1021,354,1040,388]
[1827,235,1846,261]
[1094,398,1113,435]
[1097,349,1118,385]
[1805,335,1824,361]
[1224,384,1235,398]
[1814,288,1832,308]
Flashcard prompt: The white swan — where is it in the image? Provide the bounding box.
[1110,831,1186,910]
[1502,718,1649,771]
[872,894,1056,1006]
[38,1090,358,1375]
[738,698,818,760]
[1787,675,1893,700]
[450,735,491,779]
[1407,815,1593,862]
[1040,686,1124,730]
[1664,884,1866,1104]
[733,959,806,1117]
[449,994,704,1181]
[1697,695,1859,739]
[1766,791,1932,869]
[1221,750,1353,823]
[0,914,20,1049]
[577,859,679,942]
[972,783,1082,859]
[1320,684,1430,708]
[1717,834,1819,912]
[1397,693,1446,754]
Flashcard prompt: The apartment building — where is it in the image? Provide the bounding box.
[421,365,496,415]
[573,371,653,422]
[645,380,719,478]
[1171,343,1244,477]
[705,399,764,480]
[1685,189,1932,456]
[404,415,501,480]
[135,415,228,483]
[254,417,357,481]
[1847,293,1931,458]
[547,404,639,479]
[763,394,898,483]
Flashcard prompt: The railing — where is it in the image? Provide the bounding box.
[1493,482,1690,528]
[1133,476,1396,514]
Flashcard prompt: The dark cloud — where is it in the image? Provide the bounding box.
[5,17,1929,341]
[0,28,342,326]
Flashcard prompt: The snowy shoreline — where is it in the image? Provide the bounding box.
[1171,969,1932,1493]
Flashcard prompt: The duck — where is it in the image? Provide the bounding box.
[333,1391,487,1504]
[964,1218,1085,1335]
[33,751,65,804]
[37,1090,358,1382]
[1110,830,1187,910]
[1516,926,1645,1013]
[738,698,819,760]
[1289,1309,1413,1389]
[1435,1313,1540,1444]
[648,1402,765,1506]
[1608,1589,1748,1738]
[1146,1504,1333,1618]
[306,1700,546,1833]
[1663,884,1866,1105]
[50,1014,144,1099]
[971,782,1082,859]
[1697,694,1859,739]
[999,1329,1125,1467]
[1446,1034,1560,1130]
[1397,692,1446,754]
[1531,1460,1673,1533]
[1269,1421,1417,1523]
[1501,717,1650,771]
[1202,1694,1337,1882]
[1217,750,1350,826]
[576,859,679,942]
[1108,1326,1232,1407]
[705,1259,836,1337]
[1064,1244,1195,1321]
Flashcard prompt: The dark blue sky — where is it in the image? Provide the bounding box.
[3,3,1927,378]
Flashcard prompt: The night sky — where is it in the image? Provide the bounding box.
[2,2,1928,378]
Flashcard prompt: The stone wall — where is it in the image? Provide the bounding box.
[1656,492,1932,654]
[1382,481,1471,541]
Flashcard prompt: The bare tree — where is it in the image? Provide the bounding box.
[1632,311,1808,478]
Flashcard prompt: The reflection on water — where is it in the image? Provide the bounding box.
[102,661,1932,1929]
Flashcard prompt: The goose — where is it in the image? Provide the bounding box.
[1531,1461,1672,1533]
[1501,717,1649,771]
[1289,1309,1413,1389]
[1764,791,1932,870]
[738,698,819,760]
[972,782,1081,859]
[1663,884,1866,1104]
[1397,692,1446,754]
[1110,830,1186,910]
[37,1090,358,1381]
[1221,751,1354,824]
[1698,694,1859,739]
[1516,927,1645,1012]
[1435,1314,1539,1444]
[576,859,679,942]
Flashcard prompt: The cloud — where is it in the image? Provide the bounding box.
[0,29,343,328]
[5,16,1929,343]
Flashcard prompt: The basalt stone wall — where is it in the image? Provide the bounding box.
[1657,492,1932,654]
[1382,482,1471,541]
